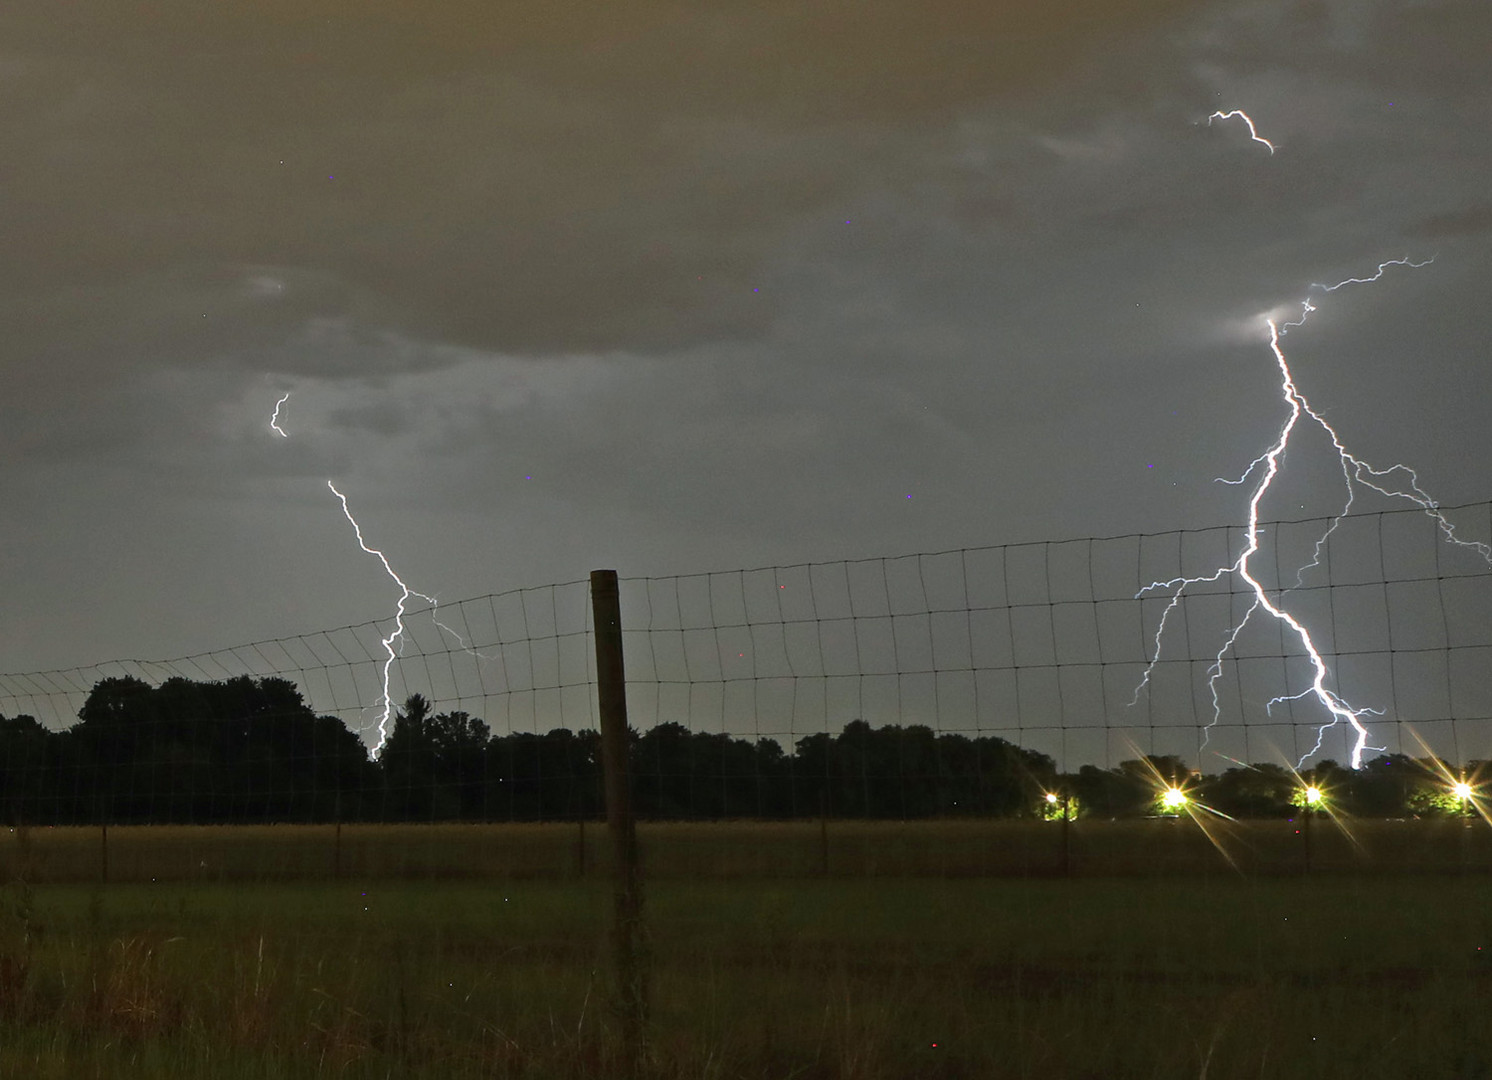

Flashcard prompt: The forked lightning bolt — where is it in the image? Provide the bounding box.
[1136,111,1489,769]
[268,392,481,753]
[1208,109,1276,154]
[1274,258,1490,579]
[325,480,441,751]
[1135,257,1491,769]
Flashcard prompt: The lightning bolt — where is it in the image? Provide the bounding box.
[267,392,485,753]
[1135,260,1491,770]
[269,393,290,437]
[1274,257,1490,583]
[1133,106,1489,771]
[1207,109,1276,154]
[326,480,440,751]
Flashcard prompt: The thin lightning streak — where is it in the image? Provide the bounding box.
[1207,109,1276,154]
[1280,257,1435,332]
[1135,260,1491,769]
[326,480,438,752]
[1313,258,1435,293]
[267,392,488,754]
[1274,258,1490,586]
[269,393,290,437]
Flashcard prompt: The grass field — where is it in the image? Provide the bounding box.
[1,821,1489,1078]
[4,815,1490,882]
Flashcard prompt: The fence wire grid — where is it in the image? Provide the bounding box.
[0,500,1490,824]
[621,500,1492,771]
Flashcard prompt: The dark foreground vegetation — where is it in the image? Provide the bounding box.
[0,840,1489,1078]
[0,676,1484,824]
[1,816,1490,886]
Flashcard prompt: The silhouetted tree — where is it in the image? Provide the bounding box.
[1203,764,1295,818]
[0,714,52,824]
[1344,754,1417,816]
[2,675,1473,824]
[380,694,450,820]
[1070,763,1150,817]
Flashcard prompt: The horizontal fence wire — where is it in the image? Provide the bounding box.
[620,500,1492,776]
[0,582,598,824]
[0,502,1489,825]
[1,582,596,742]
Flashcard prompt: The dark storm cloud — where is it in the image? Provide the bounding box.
[1,0,1196,362]
[1413,204,1492,240]
[4,0,1492,685]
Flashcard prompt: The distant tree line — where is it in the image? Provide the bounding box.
[0,676,1480,824]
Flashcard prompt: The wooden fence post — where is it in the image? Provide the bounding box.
[590,569,647,1071]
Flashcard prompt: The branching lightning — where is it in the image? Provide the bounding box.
[267,392,483,753]
[1135,259,1490,769]
[1135,116,1491,770]
[1207,109,1276,154]
[326,479,441,751]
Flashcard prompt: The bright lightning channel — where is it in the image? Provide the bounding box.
[1207,109,1276,154]
[268,392,481,753]
[269,393,290,437]
[1134,108,1491,771]
[1135,259,1491,769]
[326,480,441,752]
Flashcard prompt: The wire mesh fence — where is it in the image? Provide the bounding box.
[1,579,597,742]
[2,500,1490,829]
[622,499,1492,773]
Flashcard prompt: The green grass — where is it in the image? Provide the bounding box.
[0,822,1489,1077]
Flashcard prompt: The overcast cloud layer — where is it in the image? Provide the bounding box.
[3,0,1490,678]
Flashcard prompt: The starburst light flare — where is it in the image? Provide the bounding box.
[1404,727,1491,827]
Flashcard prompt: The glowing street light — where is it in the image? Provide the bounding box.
[1452,781,1474,802]
[1303,786,1323,807]
[1041,790,1072,823]
[1160,787,1188,812]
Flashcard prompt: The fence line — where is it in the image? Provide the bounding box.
[620,499,1492,772]
[1,500,1490,825]
[1,579,598,744]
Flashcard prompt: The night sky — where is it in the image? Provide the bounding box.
[5,0,1490,691]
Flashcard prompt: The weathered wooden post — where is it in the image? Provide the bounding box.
[590,569,647,1071]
